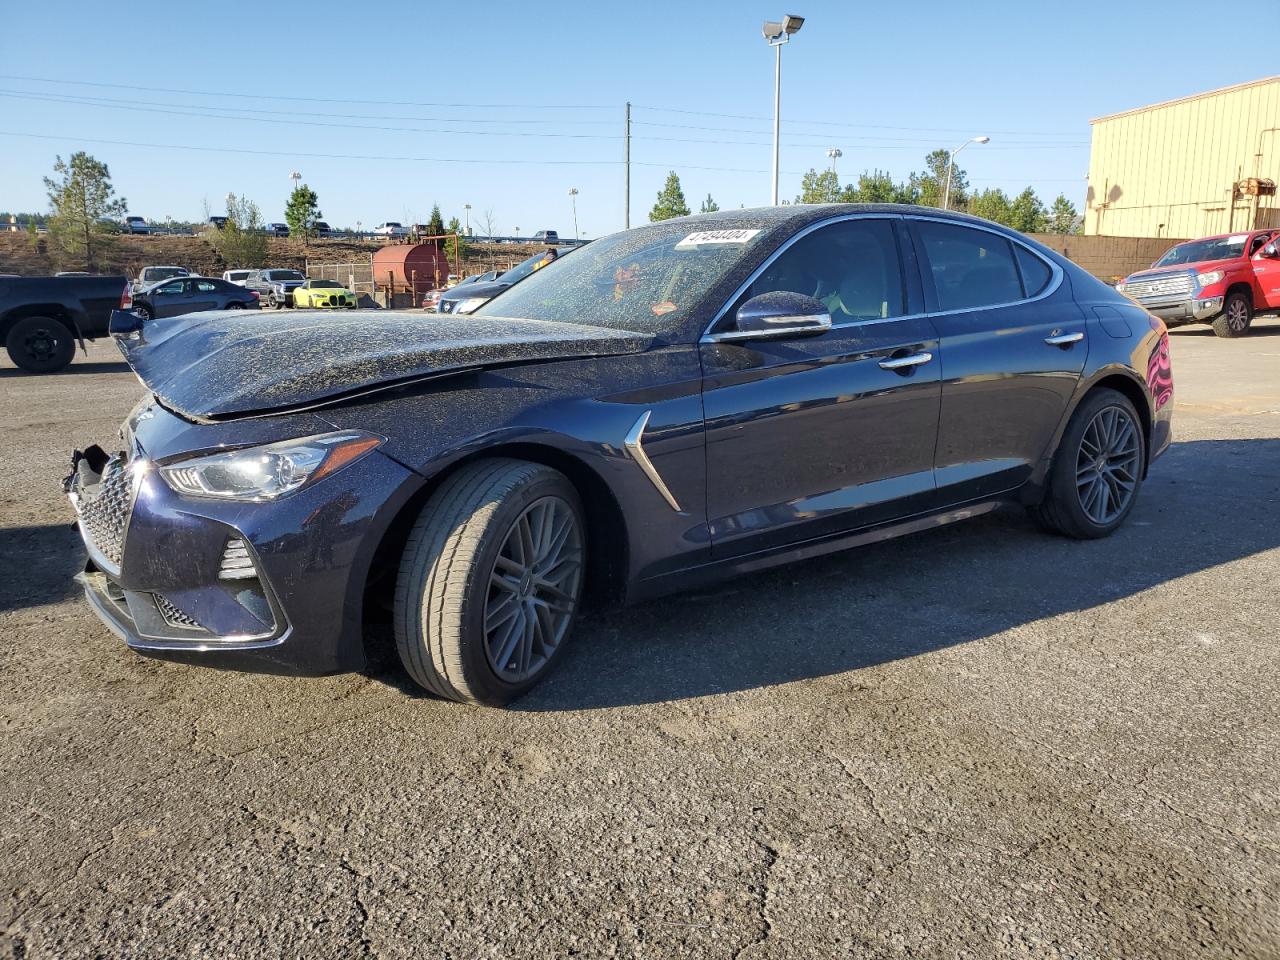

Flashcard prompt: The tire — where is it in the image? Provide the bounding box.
[134,304,153,322]
[267,292,281,309]
[226,301,245,310]
[394,459,586,705]
[1211,291,1252,338]
[1033,388,1145,539]
[5,315,76,373]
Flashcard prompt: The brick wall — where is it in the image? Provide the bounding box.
[1028,233,1186,282]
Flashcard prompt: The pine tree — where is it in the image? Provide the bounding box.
[1009,187,1047,234]
[796,168,841,204]
[699,193,720,214]
[208,194,268,269]
[43,152,127,270]
[284,184,321,245]
[842,169,918,204]
[1048,194,1080,234]
[445,216,467,261]
[427,204,445,236]
[649,172,690,221]
[969,188,1013,225]
[911,149,967,208]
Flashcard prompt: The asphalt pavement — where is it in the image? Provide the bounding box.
[2,321,1278,958]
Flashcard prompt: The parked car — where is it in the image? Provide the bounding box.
[130,276,260,320]
[266,223,290,237]
[245,268,307,308]
[222,270,253,286]
[124,216,150,235]
[1118,229,1279,337]
[0,274,128,372]
[292,279,357,309]
[421,288,445,311]
[314,221,332,238]
[207,216,228,231]
[373,222,408,238]
[435,249,560,313]
[530,230,559,244]
[131,265,189,293]
[64,204,1173,705]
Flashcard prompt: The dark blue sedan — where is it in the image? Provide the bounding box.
[66,205,1173,704]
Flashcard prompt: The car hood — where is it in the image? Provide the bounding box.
[441,280,511,302]
[1125,257,1238,282]
[115,310,653,421]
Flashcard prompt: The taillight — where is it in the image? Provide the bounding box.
[120,283,132,310]
[250,290,261,299]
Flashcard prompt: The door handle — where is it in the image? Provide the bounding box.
[878,352,933,371]
[1044,331,1084,346]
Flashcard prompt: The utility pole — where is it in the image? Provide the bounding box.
[624,101,631,229]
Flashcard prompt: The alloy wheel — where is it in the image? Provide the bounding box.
[484,496,583,683]
[24,327,58,361]
[1075,406,1140,525]
[1226,298,1249,332]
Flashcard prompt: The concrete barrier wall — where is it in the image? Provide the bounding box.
[1027,233,1186,282]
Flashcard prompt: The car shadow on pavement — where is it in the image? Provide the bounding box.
[0,361,131,378]
[479,437,1279,711]
[0,523,85,614]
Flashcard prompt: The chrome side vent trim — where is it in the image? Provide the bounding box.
[624,411,683,513]
[218,538,257,580]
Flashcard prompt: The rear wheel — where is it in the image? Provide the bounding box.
[1033,388,1145,539]
[5,316,76,373]
[134,303,153,322]
[1212,291,1252,338]
[394,459,586,705]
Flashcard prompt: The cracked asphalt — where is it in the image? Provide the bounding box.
[2,322,1279,958]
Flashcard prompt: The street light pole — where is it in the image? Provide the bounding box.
[827,147,842,174]
[942,136,989,210]
[464,203,471,235]
[289,171,301,194]
[568,188,579,240]
[763,15,805,206]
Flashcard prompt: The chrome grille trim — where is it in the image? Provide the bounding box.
[1126,274,1193,301]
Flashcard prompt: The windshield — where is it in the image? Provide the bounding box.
[267,270,305,281]
[309,279,340,288]
[1154,235,1248,266]
[146,268,185,280]
[474,221,770,334]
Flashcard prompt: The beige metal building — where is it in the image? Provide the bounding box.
[1085,76,1279,237]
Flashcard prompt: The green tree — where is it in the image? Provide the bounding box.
[911,149,968,208]
[796,168,841,204]
[968,188,1013,225]
[445,215,467,262]
[43,152,127,270]
[426,203,445,236]
[208,193,268,269]
[1009,187,1047,233]
[699,193,720,214]
[1047,194,1079,234]
[284,183,321,245]
[649,171,690,221]
[842,169,919,204]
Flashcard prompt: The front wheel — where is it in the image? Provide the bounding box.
[1211,292,1252,338]
[394,459,586,705]
[5,315,76,373]
[1033,388,1145,539]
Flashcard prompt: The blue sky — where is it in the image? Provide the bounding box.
[0,0,1265,237]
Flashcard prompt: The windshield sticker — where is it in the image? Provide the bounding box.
[675,229,762,250]
[1226,235,1247,245]
[651,301,677,316]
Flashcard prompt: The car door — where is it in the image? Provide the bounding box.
[1249,232,1280,309]
[700,216,942,557]
[906,216,1087,504]
[187,279,220,313]
[149,279,189,318]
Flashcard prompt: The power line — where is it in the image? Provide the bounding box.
[0,74,614,110]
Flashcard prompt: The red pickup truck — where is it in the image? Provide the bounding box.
[1118,229,1280,337]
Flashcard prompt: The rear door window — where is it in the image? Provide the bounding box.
[915,221,1024,311]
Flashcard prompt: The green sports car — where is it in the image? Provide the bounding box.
[292,279,358,309]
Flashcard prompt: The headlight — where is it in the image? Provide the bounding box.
[1114,282,1127,293]
[1196,270,1224,286]
[159,431,382,501]
[455,297,489,314]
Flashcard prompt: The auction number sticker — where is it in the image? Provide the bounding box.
[675,229,762,249]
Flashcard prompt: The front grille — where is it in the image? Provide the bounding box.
[154,594,203,630]
[1126,273,1193,301]
[76,456,135,569]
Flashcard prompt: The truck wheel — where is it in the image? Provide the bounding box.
[1212,292,1252,338]
[394,459,586,705]
[5,316,76,373]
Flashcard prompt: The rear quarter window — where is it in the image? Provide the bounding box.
[1014,245,1053,297]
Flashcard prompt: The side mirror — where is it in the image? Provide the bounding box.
[109,308,144,337]
[722,291,832,340]
[1263,243,1278,259]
